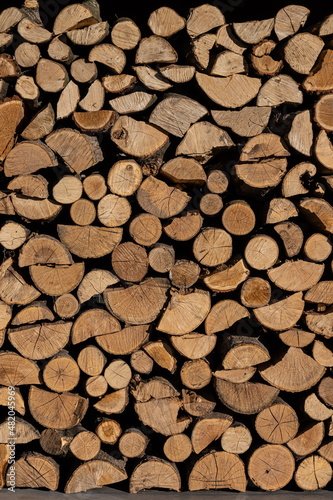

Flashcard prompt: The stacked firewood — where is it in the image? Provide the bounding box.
[1,0,333,493]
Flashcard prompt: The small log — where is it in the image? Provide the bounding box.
[254,292,304,331]
[182,388,216,417]
[134,396,191,436]
[111,116,169,158]
[188,451,246,492]
[104,277,169,325]
[314,94,333,132]
[0,417,40,444]
[279,328,315,348]
[71,308,120,345]
[192,33,216,70]
[282,161,316,198]
[130,350,153,375]
[284,33,324,74]
[144,340,177,373]
[212,106,271,137]
[88,43,126,74]
[0,54,20,79]
[267,260,323,292]
[130,458,180,494]
[186,4,225,38]
[257,74,303,107]
[259,347,325,392]
[69,431,101,461]
[288,110,313,156]
[211,51,246,77]
[0,7,23,32]
[206,169,228,193]
[288,421,325,457]
[46,128,103,174]
[248,444,295,491]
[170,259,200,288]
[157,289,211,336]
[30,263,84,296]
[204,257,249,293]
[70,199,96,225]
[54,294,80,319]
[111,242,148,282]
[108,160,142,198]
[9,453,59,490]
[199,193,222,216]
[133,65,172,91]
[216,24,247,54]
[205,299,249,335]
[164,434,192,462]
[255,400,299,444]
[193,227,232,267]
[53,175,83,205]
[0,221,30,250]
[221,423,252,454]
[318,376,333,407]
[313,340,333,367]
[21,103,55,141]
[0,258,40,306]
[67,21,109,46]
[233,18,274,44]
[306,307,333,337]
[0,33,12,51]
[170,333,216,360]
[221,336,270,369]
[315,131,333,172]
[164,211,202,241]
[71,58,97,84]
[104,359,132,390]
[18,18,51,44]
[148,7,185,37]
[222,200,256,235]
[159,64,195,83]
[319,14,333,36]
[161,157,206,185]
[240,277,271,308]
[36,59,68,93]
[148,244,175,273]
[294,456,332,490]
[137,176,189,218]
[196,72,261,108]
[119,429,148,458]
[303,50,333,92]
[136,36,177,64]
[244,235,279,270]
[299,197,333,233]
[102,74,136,93]
[109,90,155,114]
[304,393,333,421]
[48,36,74,64]
[180,359,212,390]
[266,198,298,224]
[77,345,106,376]
[83,174,107,200]
[8,321,72,360]
[43,351,80,392]
[111,18,141,50]
[77,269,118,303]
[53,3,100,35]
[97,194,131,226]
[251,40,282,76]
[93,388,128,415]
[319,440,333,462]
[274,221,303,257]
[64,453,127,494]
[191,413,233,454]
[15,42,40,68]
[8,174,48,199]
[57,80,80,120]
[96,419,121,445]
[274,5,310,40]
[80,80,105,112]
[129,214,162,246]
[28,386,88,429]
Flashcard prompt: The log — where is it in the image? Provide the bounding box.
[171,334,216,362]
[148,244,175,273]
[274,5,310,40]
[164,434,192,462]
[211,51,246,77]
[70,199,96,225]
[255,399,299,444]
[192,34,216,70]
[93,388,128,415]
[130,350,154,375]
[248,444,295,491]
[288,110,313,156]
[159,64,195,83]
[240,277,271,308]
[119,429,148,458]
[212,106,271,137]
[111,18,141,50]
[221,423,252,454]
[83,173,107,200]
[288,421,325,457]
[54,294,79,319]
[73,110,116,132]
[304,393,333,421]
[80,80,105,112]
[9,453,59,490]
[48,36,74,64]
[274,221,303,257]
[315,94,333,132]
[257,74,303,106]
[0,221,30,250]
[71,308,120,345]
[205,299,249,335]
[284,33,324,74]
[295,456,332,490]
[69,430,101,460]
[129,214,162,246]
[133,65,172,91]
[186,4,225,38]
[148,7,185,37]
[57,225,122,259]
[222,201,256,235]
[135,36,177,64]
[130,458,180,493]
[164,211,203,241]
[43,351,80,392]
[303,50,333,92]
[95,419,121,445]
[4,140,58,177]
[244,235,279,270]
[71,58,97,84]
[180,359,212,389]
[251,40,282,76]
[191,413,233,453]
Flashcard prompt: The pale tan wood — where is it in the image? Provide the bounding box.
[129,213,162,247]
[244,235,279,270]
[104,277,169,325]
[80,80,104,112]
[137,176,189,218]
[88,43,126,74]
[136,36,177,64]
[192,33,216,70]
[148,244,175,273]
[53,3,100,35]
[305,281,333,305]
[284,33,324,74]
[36,59,68,93]
[315,130,333,172]
[96,419,121,445]
[8,174,48,199]
[112,241,148,282]
[159,65,195,83]
[0,7,23,32]
[77,269,118,303]
[257,74,303,106]
[54,294,79,319]
[215,366,256,383]
[46,128,103,174]
[171,333,216,360]
[304,393,333,421]
[48,36,74,64]
[282,162,316,198]
[206,169,228,193]
[74,110,116,132]
[0,300,11,330]
[254,292,304,331]
[144,340,177,373]
[300,197,333,233]
[216,24,247,54]
[111,116,169,158]
[119,429,148,458]
[319,14,333,36]
[211,50,245,77]
[21,104,55,141]
[241,277,271,308]
[221,423,252,454]
[83,174,107,200]
[11,195,61,221]
[313,339,333,367]
[30,263,84,296]
[221,336,270,370]
[161,157,206,185]
[71,308,120,345]
[204,258,249,293]
[0,33,12,51]
[93,388,128,415]
[133,65,172,91]
[306,307,333,337]
[295,456,332,490]
[182,388,216,417]
[19,235,73,267]
[304,50,333,92]
[10,453,59,490]
[0,221,30,250]
[191,413,233,454]
[267,260,323,292]
[43,351,80,392]
[274,221,303,258]
[315,94,333,132]
[189,451,246,492]
[196,72,261,108]
[29,385,88,429]
[53,175,82,204]
[222,200,256,235]
[0,54,20,79]
[111,18,141,50]
[157,289,210,336]
[18,18,52,44]
[97,194,131,227]
[130,458,180,493]
[0,351,40,386]
[0,443,10,488]
[180,359,211,390]
[150,94,207,137]
[318,376,333,407]
[148,7,185,37]
[57,80,80,120]
[251,40,282,76]
[274,5,310,40]
[288,421,325,457]
[205,299,249,335]
[212,106,271,137]
[131,349,153,375]
[0,97,24,161]
[318,440,333,462]
[102,74,136,93]
[67,21,109,46]
[0,257,40,305]
[110,91,155,114]
[248,445,294,491]
[266,198,298,224]
[164,211,203,241]
[4,140,57,177]
[11,301,54,326]
[57,224,122,259]
[70,198,96,225]
[186,4,225,38]
[15,42,40,67]
[255,400,299,444]
[69,430,100,461]
[170,259,200,288]
[199,193,223,216]
[193,228,232,267]
[234,18,274,44]
[164,434,192,462]
[78,345,106,377]
[71,58,97,84]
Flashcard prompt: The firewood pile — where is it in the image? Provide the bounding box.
[1,0,333,493]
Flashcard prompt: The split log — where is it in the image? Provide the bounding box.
[148,7,185,37]
[133,65,172,91]
[215,24,247,54]
[318,376,333,408]
[288,421,325,457]
[315,94,333,132]
[205,299,249,335]
[0,417,40,444]
[191,413,233,453]
[57,225,122,259]
[279,328,315,348]
[212,106,271,137]
[257,74,303,106]
[266,198,298,224]
[71,308,120,345]
[267,260,323,292]
[0,258,40,305]
[159,64,195,83]
[313,340,333,367]
[192,34,216,70]
[186,4,225,38]
[303,50,333,92]
[93,388,128,415]
[288,110,313,156]
[274,221,303,257]
[304,393,333,421]
[254,293,304,331]
[136,36,177,64]
[211,51,246,77]
[53,3,101,35]
[137,176,189,218]
[284,33,324,74]
[274,5,310,40]
[251,40,282,76]
[67,22,109,46]
[73,110,116,132]
[71,58,97,83]
[48,36,74,64]
[4,140,57,177]
[9,453,59,490]
[130,458,180,494]
[160,157,206,185]
[204,258,249,293]
[233,18,274,44]
[182,388,216,417]
[77,269,118,303]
